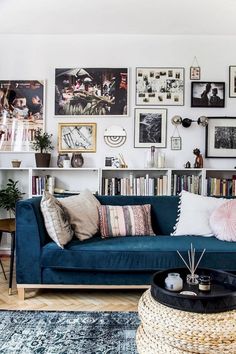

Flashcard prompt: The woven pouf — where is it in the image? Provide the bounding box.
[136,289,236,354]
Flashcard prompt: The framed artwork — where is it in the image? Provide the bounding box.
[205,117,236,158]
[55,68,128,116]
[229,66,236,97]
[134,108,167,148]
[0,80,45,152]
[58,123,97,153]
[191,81,225,108]
[171,137,182,150]
[136,67,184,106]
[190,66,200,80]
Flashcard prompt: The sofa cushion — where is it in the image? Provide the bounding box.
[99,204,155,238]
[60,189,101,241]
[41,235,236,272]
[210,199,236,242]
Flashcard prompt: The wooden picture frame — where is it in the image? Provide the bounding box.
[229,66,236,97]
[58,123,97,153]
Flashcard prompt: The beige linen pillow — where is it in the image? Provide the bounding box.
[60,189,101,241]
[40,191,74,248]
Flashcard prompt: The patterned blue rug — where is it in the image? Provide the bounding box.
[0,310,140,354]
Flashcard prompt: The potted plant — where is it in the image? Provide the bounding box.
[32,128,54,167]
[0,179,24,219]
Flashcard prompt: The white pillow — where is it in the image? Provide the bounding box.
[172,190,226,237]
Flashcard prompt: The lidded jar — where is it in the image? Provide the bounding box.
[165,272,183,292]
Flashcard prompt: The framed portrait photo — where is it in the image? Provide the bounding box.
[191,81,225,108]
[134,108,167,148]
[0,80,45,152]
[136,67,184,106]
[205,117,236,158]
[229,66,236,97]
[190,66,200,80]
[171,137,182,150]
[58,122,96,153]
[55,67,128,116]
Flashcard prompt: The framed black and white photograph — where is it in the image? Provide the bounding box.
[136,67,184,106]
[190,66,200,80]
[58,123,97,153]
[134,108,167,148]
[0,80,45,152]
[205,117,236,158]
[171,137,182,150]
[55,68,128,116]
[191,82,225,107]
[229,66,236,97]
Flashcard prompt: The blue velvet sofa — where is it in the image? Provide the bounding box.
[16,195,236,299]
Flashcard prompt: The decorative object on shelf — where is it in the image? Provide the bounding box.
[134,108,167,148]
[57,153,70,168]
[11,160,21,168]
[164,272,183,292]
[190,56,201,80]
[58,123,96,153]
[191,81,225,108]
[229,66,236,98]
[157,152,165,168]
[193,148,203,168]
[118,153,128,168]
[71,153,84,168]
[177,243,206,285]
[145,146,157,168]
[184,161,191,168]
[0,179,24,218]
[205,117,236,158]
[171,114,208,128]
[63,156,71,168]
[55,67,128,116]
[198,275,211,292]
[32,128,54,167]
[105,157,120,168]
[136,67,184,106]
[0,80,45,152]
[104,125,127,147]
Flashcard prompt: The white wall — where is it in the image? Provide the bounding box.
[0,34,236,169]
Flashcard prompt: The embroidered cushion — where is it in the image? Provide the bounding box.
[172,190,226,237]
[209,199,236,242]
[40,191,74,248]
[99,204,155,238]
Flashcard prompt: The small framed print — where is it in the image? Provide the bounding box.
[191,81,225,108]
[171,137,182,150]
[190,66,200,80]
[205,117,236,158]
[229,66,236,97]
[134,108,167,148]
[58,122,96,153]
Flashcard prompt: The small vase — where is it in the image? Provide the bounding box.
[71,153,84,168]
[57,153,70,168]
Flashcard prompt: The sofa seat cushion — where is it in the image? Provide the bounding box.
[41,235,236,272]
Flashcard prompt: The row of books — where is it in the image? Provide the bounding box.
[206,176,236,196]
[102,174,168,196]
[172,174,202,195]
[32,175,55,195]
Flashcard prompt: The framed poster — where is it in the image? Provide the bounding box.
[229,66,236,97]
[136,67,184,106]
[191,82,225,108]
[205,117,236,158]
[55,68,128,116]
[58,123,97,153]
[0,80,44,152]
[134,108,167,148]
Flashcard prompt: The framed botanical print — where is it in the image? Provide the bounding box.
[171,137,182,150]
[136,67,184,106]
[134,108,167,148]
[229,66,236,97]
[191,82,225,108]
[205,117,236,158]
[58,123,97,153]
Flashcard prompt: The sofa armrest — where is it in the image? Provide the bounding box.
[16,197,49,284]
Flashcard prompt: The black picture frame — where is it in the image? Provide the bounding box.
[191,81,225,108]
[205,117,236,158]
[229,66,236,98]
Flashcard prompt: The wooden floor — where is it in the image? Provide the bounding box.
[0,258,144,311]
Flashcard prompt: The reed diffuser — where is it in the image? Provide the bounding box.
[177,244,206,285]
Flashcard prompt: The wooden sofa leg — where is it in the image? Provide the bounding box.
[18,287,25,301]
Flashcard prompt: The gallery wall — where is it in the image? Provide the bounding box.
[0,34,236,169]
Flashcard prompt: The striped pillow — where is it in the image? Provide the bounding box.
[99,204,155,238]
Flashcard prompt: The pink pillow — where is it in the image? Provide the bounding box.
[210,200,236,242]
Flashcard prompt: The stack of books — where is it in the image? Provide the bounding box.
[172,174,202,195]
[32,175,55,196]
[206,176,236,197]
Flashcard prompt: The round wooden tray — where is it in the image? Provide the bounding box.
[151,268,236,313]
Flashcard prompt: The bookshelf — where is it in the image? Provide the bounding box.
[171,168,204,196]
